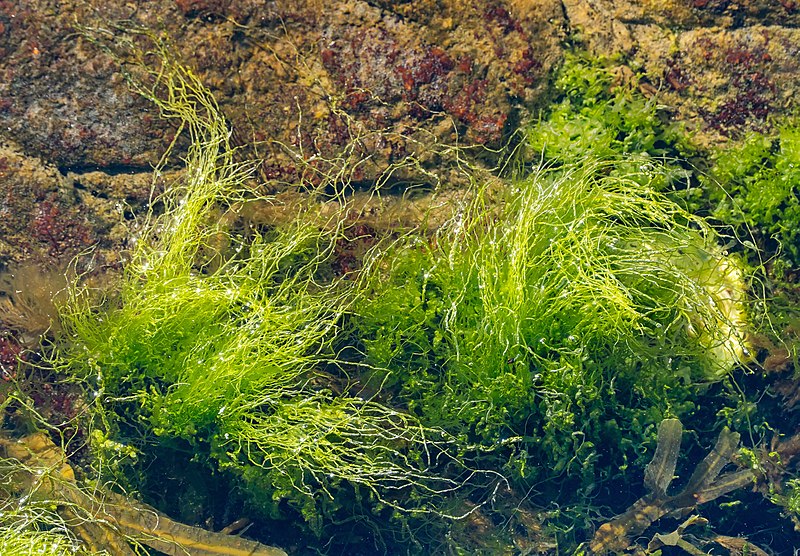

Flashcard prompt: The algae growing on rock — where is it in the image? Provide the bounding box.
[52,30,500,546]
[704,121,800,274]
[352,155,750,486]
[11,31,787,555]
[349,56,754,498]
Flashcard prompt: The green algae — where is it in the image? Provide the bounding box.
[38,35,797,553]
[0,527,85,556]
[705,122,800,271]
[54,30,486,539]
[505,50,799,549]
[0,462,88,556]
[526,53,694,164]
[775,477,800,520]
[353,155,749,489]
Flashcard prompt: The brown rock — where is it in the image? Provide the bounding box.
[0,0,564,186]
[561,0,800,147]
[0,141,150,265]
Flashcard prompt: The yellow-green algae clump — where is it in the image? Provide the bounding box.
[55,34,479,535]
[51,35,756,548]
[353,156,750,483]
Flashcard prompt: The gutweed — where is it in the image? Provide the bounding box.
[55,28,485,534]
[48,30,769,550]
[0,435,86,556]
[0,525,84,556]
[354,156,751,484]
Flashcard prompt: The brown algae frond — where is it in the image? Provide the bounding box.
[0,430,287,556]
[588,418,754,554]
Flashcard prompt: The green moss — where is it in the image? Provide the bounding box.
[526,53,693,164]
[705,122,800,269]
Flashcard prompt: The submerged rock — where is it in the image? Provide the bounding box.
[1,0,799,267]
[562,0,800,147]
[0,0,563,185]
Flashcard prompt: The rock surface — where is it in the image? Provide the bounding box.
[0,0,563,182]
[1,0,799,268]
[562,0,800,146]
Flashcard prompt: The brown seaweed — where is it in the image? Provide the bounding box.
[588,418,755,554]
[646,515,770,556]
[0,431,286,556]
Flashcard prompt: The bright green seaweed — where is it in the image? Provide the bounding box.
[44,35,788,552]
[353,156,749,486]
[526,53,694,164]
[55,32,481,536]
[705,122,800,270]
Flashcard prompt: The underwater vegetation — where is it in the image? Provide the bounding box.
[705,122,800,272]
[349,53,755,497]
[587,418,754,554]
[0,429,287,556]
[525,52,695,164]
[2,33,797,556]
[527,52,800,288]
[353,151,750,491]
[54,32,485,543]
